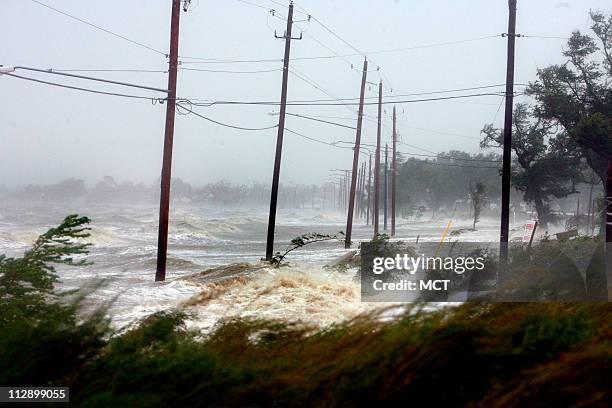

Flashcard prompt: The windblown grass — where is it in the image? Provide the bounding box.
[66,302,611,407]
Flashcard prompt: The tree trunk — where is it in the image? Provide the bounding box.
[533,193,548,229]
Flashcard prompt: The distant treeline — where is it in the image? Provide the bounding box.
[0,149,603,227]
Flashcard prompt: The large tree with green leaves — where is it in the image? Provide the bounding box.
[481,104,584,228]
[527,11,611,298]
[527,11,612,233]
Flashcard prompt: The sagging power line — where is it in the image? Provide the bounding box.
[187,92,510,107]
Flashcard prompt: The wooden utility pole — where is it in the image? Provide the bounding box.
[360,162,367,218]
[266,2,300,261]
[500,0,518,265]
[356,163,363,219]
[156,0,182,282]
[345,170,350,211]
[374,81,383,236]
[391,106,397,236]
[332,183,336,209]
[367,154,372,225]
[345,58,368,248]
[384,143,389,231]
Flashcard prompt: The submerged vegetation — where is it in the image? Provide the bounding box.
[270,231,345,266]
[0,216,610,407]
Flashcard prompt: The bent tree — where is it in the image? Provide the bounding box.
[469,182,487,230]
[481,103,583,229]
[528,11,612,298]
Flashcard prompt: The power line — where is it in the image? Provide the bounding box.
[401,151,501,163]
[179,67,282,74]
[289,66,358,114]
[284,127,355,149]
[309,15,364,57]
[176,102,278,131]
[39,68,168,74]
[277,111,488,142]
[490,96,506,125]
[400,155,501,169]
[280,112,357,130]
[176,35,503,64]
[234,0,275,11]
[35,67,282,75]
[11,66,168,93]
[187,92,506,107]
[3,73,161,100]
[283,127,501,168]
[290,1,393,87]
[283,112,482,149]
[179,57,283,64]
[384,84,527,99]
[397,140,438,155]
[29,0,167,56]
[522,34,569,40]
[274,83,527,104]
[366,35,500,56]
[294,23,355,66]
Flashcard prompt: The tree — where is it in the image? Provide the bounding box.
[481,104,583,228]
[469,182,487,230]
[527,11,612,235]
[45,178,86,201]
[396,153,500,220]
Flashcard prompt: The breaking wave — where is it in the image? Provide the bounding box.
[181,264,376,333]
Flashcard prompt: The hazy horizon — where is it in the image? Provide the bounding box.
[2,0,610,188]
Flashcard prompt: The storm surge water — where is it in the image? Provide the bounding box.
[0,202,506,330]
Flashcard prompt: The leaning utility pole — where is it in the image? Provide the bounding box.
[266,2,300,261]
[344,170,350,211]
[332,183,336,209]
[391,106,397,236]
[367,154,372,225]
[384,143,389,231]
[360,162,367,218]
[156,0,182,282]
[345,58,368,248]
[499,0,518,265]
[374,81,383,236]
[356,164,362,218]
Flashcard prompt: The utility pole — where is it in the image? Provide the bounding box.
[266,2,300,261]
[500,0,518,265]
[356,163,363,219]
[391,106,397,236]
[345,170,350,211]
[360,162,367,218]
[345,58,368,248]
[374,81,383,236]
[384,144,389,231]
[332,183,336,209]
[156,0,182,282]
[367,154,372,225]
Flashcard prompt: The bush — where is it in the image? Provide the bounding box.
[0,215,108,386]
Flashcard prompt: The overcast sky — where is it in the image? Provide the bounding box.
[1,0,610,187]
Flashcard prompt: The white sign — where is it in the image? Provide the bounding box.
[522,220,538,243]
